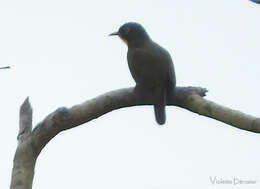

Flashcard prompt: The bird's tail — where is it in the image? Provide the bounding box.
[153,89,166,125]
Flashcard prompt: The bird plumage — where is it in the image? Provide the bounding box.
[110,22,176,125]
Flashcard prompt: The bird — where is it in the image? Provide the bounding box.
[109,22,176,125]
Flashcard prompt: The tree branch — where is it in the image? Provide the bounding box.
[10,98,36,189]
[0,66,10,69]
[18,97,32,141]
[10,86,260,189]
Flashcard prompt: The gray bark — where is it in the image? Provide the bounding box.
[10,98,35,189]
[0,66,10,69]
[9,86,260,189]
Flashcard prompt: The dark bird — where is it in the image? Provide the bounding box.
[109,22,176,125]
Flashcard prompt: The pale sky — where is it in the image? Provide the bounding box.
[1,0,260,188]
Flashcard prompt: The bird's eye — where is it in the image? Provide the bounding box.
[124,27,130,34]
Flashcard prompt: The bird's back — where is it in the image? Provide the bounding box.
[127,40,175,91]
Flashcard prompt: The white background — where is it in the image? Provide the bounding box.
[1,0,260,188]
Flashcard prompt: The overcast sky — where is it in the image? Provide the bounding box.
[1,0,260,188]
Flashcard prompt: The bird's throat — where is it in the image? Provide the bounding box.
[119,36,128,45]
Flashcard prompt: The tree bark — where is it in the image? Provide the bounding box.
[9,86,260,189]
[10,98,36,189]
[0,66,10,69]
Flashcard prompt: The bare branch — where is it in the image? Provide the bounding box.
[176,93,260,133]
[10,98,35,189]
[18,97,32,141]
[29,86,260,155]
[10,86,260,189]
[0,66,10,69]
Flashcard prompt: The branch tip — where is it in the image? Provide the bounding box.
[0,66,10,69]
[18,97,33,140]
[20,97,32,113]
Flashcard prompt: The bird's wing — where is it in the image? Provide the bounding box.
[127,48,160,86]
[167,59,176,92]
[127,44,176,91]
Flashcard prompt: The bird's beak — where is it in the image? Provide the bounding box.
[109,31,119,36]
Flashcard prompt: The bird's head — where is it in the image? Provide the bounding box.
[109,22,150,45]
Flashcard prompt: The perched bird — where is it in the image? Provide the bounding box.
[109,22,176,125]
